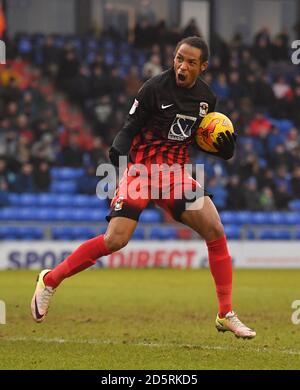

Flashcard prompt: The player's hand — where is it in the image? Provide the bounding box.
[109,146,122,166]
[213,131,236,160]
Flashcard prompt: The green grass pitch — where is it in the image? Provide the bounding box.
[0,269,300,369]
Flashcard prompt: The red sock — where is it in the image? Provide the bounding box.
[44,235,111,288]
[206,235,232,318]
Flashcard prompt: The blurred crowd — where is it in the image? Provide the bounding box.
[0,20,300,211]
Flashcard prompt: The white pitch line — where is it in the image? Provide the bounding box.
[2,336,300,356]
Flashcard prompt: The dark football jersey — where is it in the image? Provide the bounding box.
[112,67,216,166]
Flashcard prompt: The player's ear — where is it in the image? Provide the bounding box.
[200,61,208,73]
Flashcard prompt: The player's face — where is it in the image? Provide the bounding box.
[174,43,208,88]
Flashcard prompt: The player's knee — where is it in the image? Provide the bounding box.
[104,232,130,252]
[204,220,225,241]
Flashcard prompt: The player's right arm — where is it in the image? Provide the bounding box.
[109,81,155,166]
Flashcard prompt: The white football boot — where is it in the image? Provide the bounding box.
[216,311,256,339]
[31,269,55,323]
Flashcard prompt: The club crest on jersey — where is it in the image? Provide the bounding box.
[114,196,124,211]
[168,114,197,141]
[199,102,209,117]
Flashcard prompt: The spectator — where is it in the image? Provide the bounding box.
[182,19,201,38]
[226,175,245,210]
[142,54,163,80]
[13,163,35,193]
[33,161,51,192]
[260,187,275,211]
[291,166,300,198]
[274,183,292,210]
[243,177,261,211]
[62,133,84,167]
[249,112,272,137]
[136,0,156,25]
[125,66,143,97]
[0,179,9,207]
[87,137,108,167]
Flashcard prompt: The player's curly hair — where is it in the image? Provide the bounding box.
[175,36,209,62]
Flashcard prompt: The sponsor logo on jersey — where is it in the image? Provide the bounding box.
[199,102,209,117]
[168,114,197,141]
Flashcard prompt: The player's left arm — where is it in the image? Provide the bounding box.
[109,81,155,166]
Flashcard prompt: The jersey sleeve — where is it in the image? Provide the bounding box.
[111,80,155,155]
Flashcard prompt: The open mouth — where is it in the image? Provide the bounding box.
[178,73,186,81]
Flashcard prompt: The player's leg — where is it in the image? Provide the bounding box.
[31,217,137,323]
[44,216,137,287]
[180,196,256,339]
[181,196,232,316]
[31,164,149,322]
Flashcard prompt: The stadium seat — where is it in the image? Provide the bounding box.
[0,226,43,240]
[234,211,253,225]
[220,211,236,225]
[70,209,108,222]
[52,227,97,240]
[53,35,65,48]
[86,38,99,51]
[71,227,97,239]
[19,193,39,206]
[258,229,292,240]
[17,227,44,240]
[132,227,145,240]
[246,230,256,240]
[71,195,107,209]
[88,196,108,209]
[119,53,132,67]
[36,193,56,206]
[277,119,294,134]
[268,212,285,225]
[51,194,74,207]
[51,168,84,180]
[71,194,92,208]
[8,193,20,206]
[52,227,74,240]
[283,213,300,225]
[0,226,19,239]
[104,52,116,66]
[289,200,300,211]
[103,39,115,51]
[139,210,162,223]
[50,181,78,194]
[150,227,178,240]
[0,208,20,221]
[224,225,241,239]
[251,212,271,225]
[18,37,32,54]
[18,208,38,221]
